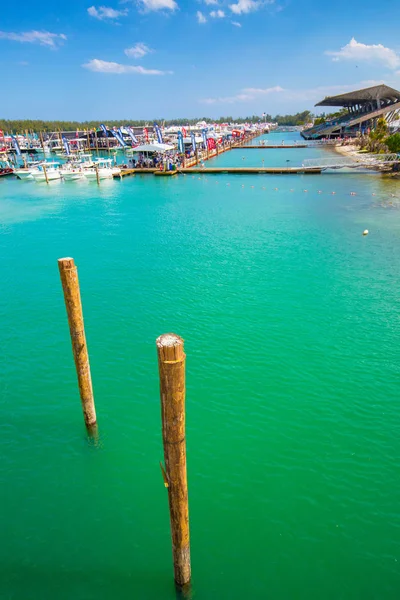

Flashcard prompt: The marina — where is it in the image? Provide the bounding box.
[1,32,400,597]
[2,130,400,599]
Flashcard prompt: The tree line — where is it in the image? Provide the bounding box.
[0,111,313,133]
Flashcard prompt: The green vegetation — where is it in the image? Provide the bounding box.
[386,133,400,153]
[273,111,312,126]
[357,118,400,154]
[0,111,313,133]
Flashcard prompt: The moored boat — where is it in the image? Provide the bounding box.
[31,162,61,182]
[14,161,43,180]
[0,154,14,177]
[83,158,121,180]
[60,154,94,180]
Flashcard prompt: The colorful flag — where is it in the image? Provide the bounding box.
[143,128,149,141]
[100,124,108,138]
[190,132,197,152]
[11,135,22,156]
[177,131,184,153]
[127,127,139,145]
[207,138,216,150]
[62,136,71,156]
[154,123,163,144]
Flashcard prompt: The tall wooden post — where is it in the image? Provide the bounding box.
[42,163,49,184]
[156,333,191,587]
[39,131,45,156]
[58,257,97,430]
[95,129,99,154]
[95,165,100,185]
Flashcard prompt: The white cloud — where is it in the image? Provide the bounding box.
[210,9,225,17]
[229,0,262,15]
[243,86,284,94]
[231,21,242,27]
[200,85,284,104]
[273,81,385,104]
[88,5,128,20]
[197,11,207,23]
[0,30,67,48]
[137,0,178,10]
[83,58,173,75]
[124,42,153,58]
[326,38,400,70]
[204,0,218,4]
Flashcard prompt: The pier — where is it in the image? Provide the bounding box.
[235,144,309,149]
[114,166,322,178]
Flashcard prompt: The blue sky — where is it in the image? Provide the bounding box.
[1,0,400,120]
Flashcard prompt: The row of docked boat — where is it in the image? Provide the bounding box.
[14,155,121,182]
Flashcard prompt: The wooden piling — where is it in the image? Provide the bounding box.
[39,131,45,155]
[156,333,191,587]
[42,164,49,185]
[58,257,97,429]
[95,165,100,185]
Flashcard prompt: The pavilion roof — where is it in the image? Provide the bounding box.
[315,85,400,107]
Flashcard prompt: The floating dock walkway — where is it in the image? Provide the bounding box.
[235,144,309,149]
[180,167,322,174]
[115,166,322,178]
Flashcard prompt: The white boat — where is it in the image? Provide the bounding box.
[14,161,43,180]
[83,158,121,180]
[31,162,61,182]
[60,154,94,181]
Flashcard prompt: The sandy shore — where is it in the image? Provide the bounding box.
[332,144,361,159]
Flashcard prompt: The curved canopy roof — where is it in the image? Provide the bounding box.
[133,143,174,153]
[316,84,400,107]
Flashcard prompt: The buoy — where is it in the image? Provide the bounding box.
[372,193,376,196]
[363,230,369,236]
[274,187,278,191]
[350,192,356,196]
[332,192,336,195]
[303,190,308,193]
[318,190,322,194]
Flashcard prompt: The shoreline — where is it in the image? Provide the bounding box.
[332,143,361,159]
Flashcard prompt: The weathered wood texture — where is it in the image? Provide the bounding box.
[156,333,191,586]
[58,257,96,428]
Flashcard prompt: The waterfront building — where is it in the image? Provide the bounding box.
[302,84,400,140]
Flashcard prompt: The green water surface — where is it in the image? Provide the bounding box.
[1,135,400,599]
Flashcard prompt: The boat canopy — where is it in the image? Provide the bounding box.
[183,136,203,144]
[133,143,174,153]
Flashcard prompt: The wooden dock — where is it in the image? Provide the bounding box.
[179,167,322,175]
[115,166,322,177]
[236,145,309,149]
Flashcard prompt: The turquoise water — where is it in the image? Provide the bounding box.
[1,134,400,599]
[207,132,341,168]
